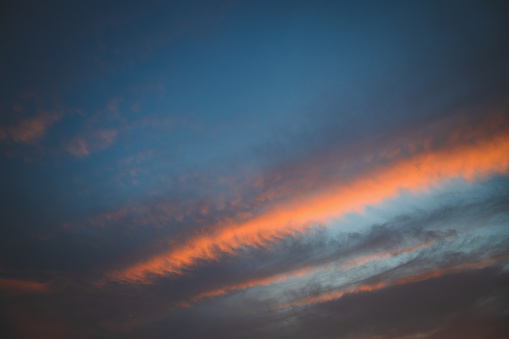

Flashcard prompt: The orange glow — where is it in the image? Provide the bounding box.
[108,112,509,284]
[0,112,61,144]
[0,277,50,297]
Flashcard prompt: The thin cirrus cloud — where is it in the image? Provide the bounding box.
[276,252,509,309]
[183,236,443,307]
[0,278,49,297]
[98,182,509,334]
[61,179,507,334]
[172,182,507,313]
[106,110,509,284]
[65,129,117,157]
[0,111,62,144]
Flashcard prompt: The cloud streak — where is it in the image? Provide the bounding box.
[66,129,117,157]
[0,278,50,297]
[107,111,509,283]
[0,112,61,144]
[277,252,509,309]
[183,237,440,307]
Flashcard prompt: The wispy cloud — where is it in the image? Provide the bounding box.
[0,111,62,144]
[0,277,50,297]
[2,2,509,337]
[276,252,509,309]
[106,111,509,283]
[183,237,442,307]
[66,129,117,157]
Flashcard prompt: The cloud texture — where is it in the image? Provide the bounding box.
[1,0,509,338]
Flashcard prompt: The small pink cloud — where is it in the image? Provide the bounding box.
[0,277,50,297]
[66,129,117,157]
[66,139,90,157]
[108,96,123,112]
[0,112,62,144]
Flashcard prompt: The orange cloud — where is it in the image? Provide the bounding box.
[0,112,61,144]
[0,277,50,297]
[107,111,509,284]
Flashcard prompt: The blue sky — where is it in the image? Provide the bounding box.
[1,1,509,338]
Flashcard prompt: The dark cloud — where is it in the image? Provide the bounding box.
[284,265,509,339]
[117,266,509,339]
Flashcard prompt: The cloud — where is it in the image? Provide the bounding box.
[1,2,508,337]
[106,110,509,283]
[120,266,509,339]
[66,129,117,157]
[184,236,441,307]
[169,179,508,310]
[277,252,509,309]
[0,278,49,297]
[68,178,507,333]
[107,97,123,113]
[279,265,509,339]
[0,112,62,144]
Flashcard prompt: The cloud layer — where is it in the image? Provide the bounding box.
[1,1,509,338]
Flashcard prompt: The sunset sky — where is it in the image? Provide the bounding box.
[1,1,509,338]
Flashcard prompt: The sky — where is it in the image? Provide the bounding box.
[1,0,509,338]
